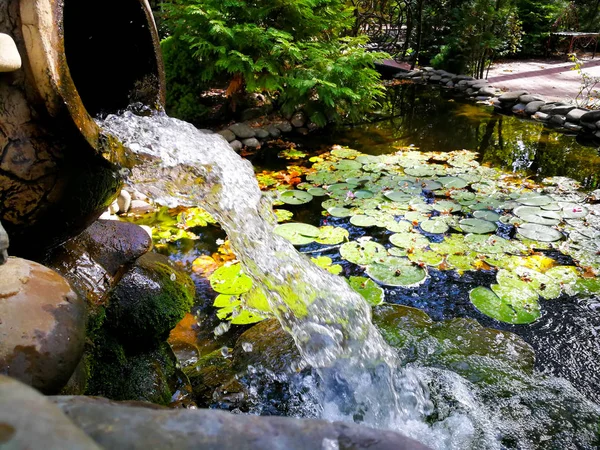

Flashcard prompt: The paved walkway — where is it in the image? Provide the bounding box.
[486,58,600,102]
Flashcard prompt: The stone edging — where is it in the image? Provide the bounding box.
[395,67,600,141]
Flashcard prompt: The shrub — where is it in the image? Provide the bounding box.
[160,0,388,125]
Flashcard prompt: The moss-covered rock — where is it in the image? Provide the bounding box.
[183,349,237,406]
[85,331,179,406]
[107,253,195,344]
[372,304,536,383]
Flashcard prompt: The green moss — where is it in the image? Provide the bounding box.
[183,349,236,405]
[107,253,195,344]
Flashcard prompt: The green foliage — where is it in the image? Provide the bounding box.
[518,0,569,55]
[161,0,387,124]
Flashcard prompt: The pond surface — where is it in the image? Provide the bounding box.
[125,83,600,448]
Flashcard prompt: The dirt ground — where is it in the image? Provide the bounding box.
[486,56,600,103]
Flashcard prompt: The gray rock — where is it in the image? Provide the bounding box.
[228,123,256,139]
[455,74,473,81]
[579,110,600,125]
[596,120,600,129]
[467,79,488,87]
[242,137,261,148]
[519,94,545,104]
[117,189,132,214]
[566,108,589,122]
[430,75,442,82]
[581,120,598,130]
[475,96,491,101]
[409,71,424,78]
[446,81,455,88]
[218,129,237,142]
[297,127,310,135]
[478,86,496,97]
[549,115,566,126]
[466,88,477,96]
[129,200,154,214]
[266,124,282,138]
[498,91,529,103]
[0,220,9,265]
[276,121,293,133]
[0,259,86,394]
[423,66,435,72]
[540,103,560,113]
[131,189,149,202]
[254,128,270,139]
[51,396,431,450]
[471,83,488,90]
[532,111,550,121]
[109,200,120,215]
[512,103,527,114]
[457,80,470,86]
[595,130,600,139]
[564,122,583,132]
[0,376,101,449]
[524,101,546,115]
[307,121,319,131]
[551,105,576,115]
[0,33,22,72]
[291,112,306,128]
[230,140,243,152]
[440,77,452,84]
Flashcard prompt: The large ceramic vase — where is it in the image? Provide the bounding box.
[0,0,165,256]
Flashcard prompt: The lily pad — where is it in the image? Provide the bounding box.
[340,241,388,265]
[517,194,554,206]
[384,191,413,203]
[366,256,428,287]
[210,264,253,295]
[350,215,379,228]
[327,207,353,218]
[274,209,293,222]
[315,226,349,245]
[438,176,469,189]
[348,276,385,306]
[390,232,430,249]
[280,190,314,205]
[473,210,501,222]
[420,218,450,234]
[274,222,320,245]
[433,200,461,213]
[469,284,541,325]
[459,218,497,234]
[307,187,328,197]
[516,223,563,242]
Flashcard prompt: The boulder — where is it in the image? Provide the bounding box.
[566,108,589,123]
[230,140,243,152]
[550,105,576,116]
[579,110,600,125]
[549,115,566,126]
[240,107,265,122]
[429,75,442,82]
[242,137,261,148]
[117,189,132,214]
[0,33,22,72]
[275,121,293,133]
[51,396,431,450]
[524,101,546,115]
[455,74,473,81]
[478,86,496,97]
[0,258,86,393]
[107,252,195,343]
[228,123,256,139]
[532,111,550,121]
[254,128,270,139]
[291,112,306,128]
[446,81,455,88]
[498,91,529,103]
[519,94,545,104]
[540,103,559,113]
[0,376,100,449]
[266,124,282,138]
[512,103,527,114]
[564,122,583,132]
[218,129,236,142]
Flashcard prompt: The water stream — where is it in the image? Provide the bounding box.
[99,110,600,449]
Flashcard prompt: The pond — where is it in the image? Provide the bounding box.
[123,83,600,449]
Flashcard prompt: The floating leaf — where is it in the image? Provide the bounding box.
[350,215,378,228]
[516,223,563,242]
[390,232,430,249]
[469,284,540,325]
[517,194,554,206]
[315,226,349,245]
[280,190,314,205]
[311,256,343,275]
[348,276,385,306]
[438,176,469,189]
[327,207,353,218]
[307,187,328,197]
[366,256,428,287]
[274,209,293,222]
[340,241,387,265]
[274,222,320,245]
[459,218,497,234]
[210,264,252,295]
[433,200,461,213]
[473,210,500,222]
[420,218,450,234]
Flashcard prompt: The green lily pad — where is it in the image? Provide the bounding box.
[274,209,293,222]
[407,249,444,266]
[420,218,450,234]
[438,176,469,189]
[334,160,363,170]
[348,276,385,306]
[274,222,320,245]
[419,179,443,191]
[390,232,430,249]
[433,200,461,213]
[473,210,501,222]
[350,215,379,228]
[210,264,253,295]
[459,218,498,234]
[327,207,353,218]
[560,203,589,219]
[516,223,563,242]
[311,256,343,275]
[280,190,314,205]
[513,267,562,300]
[307,187,328,197]
[354,189,375,199]
[384,191,413,202]
[366,256,428,287]
[469,284,541,325]
[446,254,476,271]
[384,220,413,233]
[340,241,388,265]
[315,226,349,245]
[517,194,554,206]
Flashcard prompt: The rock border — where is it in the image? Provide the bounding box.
[394,67,600,142]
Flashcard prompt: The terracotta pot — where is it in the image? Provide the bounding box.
[0,0,165,256]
